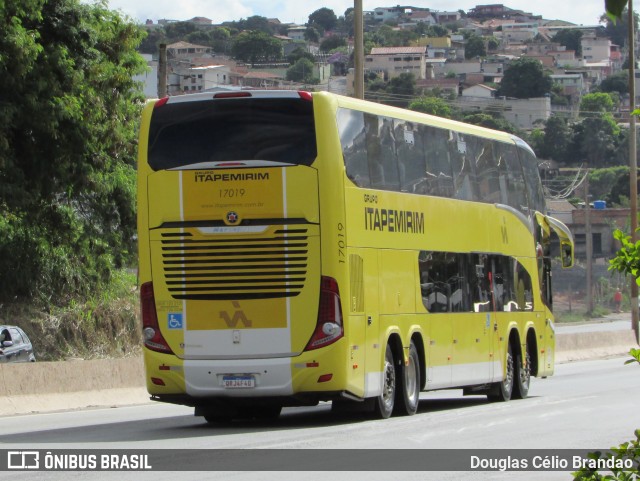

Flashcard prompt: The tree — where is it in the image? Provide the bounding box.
[588,166,630,202]
[286,58,317,83]
[320,35,346,53]
[139,27,166,54]
[499,57,552,99]
[550,83,569,106]
[210,27,231,55]
[240,15,273,34]
[304,26,320,43]
[287,47,315,65]
[580,92,616,117]
[388,72,416,102]
[462,113,520,134]
[186,30,211,46]
[0,0,147,302]
[409,97,453,118]
[540,116,571,161]
[367,24,417,47]
[601,8,639,49]
[598,71,629,96]
[465,35,486,59]
[568,114,623,168]
[552,29,583,57]
[164,21,198,42]
[308,8,338,33]
[414,23,447,37]
[231,30,282,65]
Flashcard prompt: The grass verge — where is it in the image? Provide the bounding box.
[0,269,141,361]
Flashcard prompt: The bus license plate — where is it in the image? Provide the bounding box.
[222,376,255,389]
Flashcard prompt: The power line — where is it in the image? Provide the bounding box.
[543,165,588,199]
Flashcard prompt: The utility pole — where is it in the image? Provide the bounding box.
[628,0,639,342]
[354,0,364,99]
[584,172,594,315]
[158,44,168,98]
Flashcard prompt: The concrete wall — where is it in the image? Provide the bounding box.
[0,357,148,416]
[0,330,636,416]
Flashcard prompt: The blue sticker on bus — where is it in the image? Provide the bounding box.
[168,313,183,329]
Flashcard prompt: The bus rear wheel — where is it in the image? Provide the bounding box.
[513,347,531,400]
[488,343,514,402]
[374,344,396,419]
[394,341,420,416]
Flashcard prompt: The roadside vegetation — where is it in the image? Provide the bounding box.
[0,0,145,360]
[0,269,141,361]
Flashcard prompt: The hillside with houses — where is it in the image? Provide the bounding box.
[135,4,627,127]
[133,4,638,268]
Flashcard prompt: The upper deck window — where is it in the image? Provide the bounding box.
[148,97,317,170]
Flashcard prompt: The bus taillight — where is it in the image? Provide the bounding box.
[305,276,344,351]
[141,282,174,354]
[154,97,169,109]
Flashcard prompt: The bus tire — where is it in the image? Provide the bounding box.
[513,346,531,400]
[394,340,420,416]
[374,344,396,419]
[488,343,514,402]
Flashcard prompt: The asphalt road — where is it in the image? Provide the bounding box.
[556,311,637,333]
[0,355,638,481]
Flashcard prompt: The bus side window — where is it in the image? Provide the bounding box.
[419,251,449,312]
[449,131,477,201]
[471,254,492,312]
[394,120,427,193]
[337,109,371,187]
[421,125,454,198]
[470,138,500,204]
[364,114,385,189]
[365,114,400,191]
[499,142,529,215]
[517,144,546,214]
[379,117,400,191]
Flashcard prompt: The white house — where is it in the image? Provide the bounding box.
[134,54,159,98]
[178,65,232,94]
[366,46,428,80]
[581,36,612,62]
[461,84,496,98]
[458,90,551,130]
[287,26,307,41]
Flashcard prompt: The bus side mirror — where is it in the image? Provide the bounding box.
[561,242,573,268]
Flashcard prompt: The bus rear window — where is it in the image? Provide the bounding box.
[148,97,317,170]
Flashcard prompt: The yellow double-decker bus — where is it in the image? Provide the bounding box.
[137,90,574,422]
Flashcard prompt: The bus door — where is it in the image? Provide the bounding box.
[418,251,452,389]
[487,255,509,383]
[470,254,497,384]
[359,249,383,398]
[535,213,574,376]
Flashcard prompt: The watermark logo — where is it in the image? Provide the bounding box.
[7,451,39,470]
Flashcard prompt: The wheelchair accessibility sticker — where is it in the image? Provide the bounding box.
[168,313,183,329]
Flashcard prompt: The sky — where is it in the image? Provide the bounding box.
[101,1,608,28]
